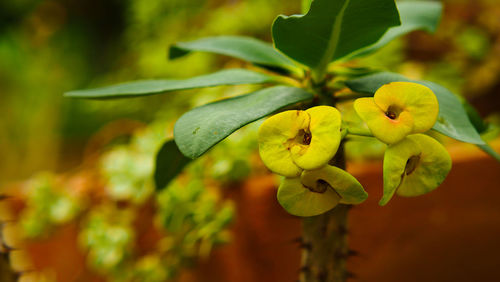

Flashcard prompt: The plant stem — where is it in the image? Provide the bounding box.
[346,127,373,137]
[300,143,350,282]
[335,92,372,102]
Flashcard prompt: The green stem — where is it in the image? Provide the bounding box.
[335,92,372,103]
[274,75,303,88]
[346,127,373,137]
[300,143,350,282]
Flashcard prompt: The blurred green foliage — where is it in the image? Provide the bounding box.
[100,123,166,203]
[0,0,299,182]
[20,173,81,238]
[80,206,135,275]
[156,178,234,262]
[17,120,238,281]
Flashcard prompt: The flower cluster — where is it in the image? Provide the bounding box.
[258,106,367,216]
[354,82,452,206]
[258,82,453,216]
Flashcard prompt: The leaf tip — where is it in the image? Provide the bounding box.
[168,45,189,60]
[63,90,80,98]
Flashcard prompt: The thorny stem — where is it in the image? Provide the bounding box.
[346,127,373,138]
[307,73,336,106]
[334,92,372,103]
[300,143,351,282]
[299,81,352,282]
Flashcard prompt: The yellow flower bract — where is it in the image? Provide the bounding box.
[354,82,439,144]
[380,134,452,206]
[258,106,341,177]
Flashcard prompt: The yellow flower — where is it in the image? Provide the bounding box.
[277,165,367,217]
[354,82,439,144]
[258,106,341,177]
[380,134,452,206]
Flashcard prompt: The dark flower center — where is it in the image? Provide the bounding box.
[404,155,421,175]
[297,129,312,145]
[315,179,330,193]
[385,105,402,120]
[305,179,331,194]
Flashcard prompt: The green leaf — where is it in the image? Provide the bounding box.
[346,1,442,59]
[463,101,488,134]
[154,140,191,191]
[65,69,277,99]
[478,144,500,162]
[174,86,313,159]
[345,72,485,145]
[169,36,298,72]
[272,0,400,76]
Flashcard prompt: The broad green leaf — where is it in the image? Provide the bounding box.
[346,1,442,59]
[272,0,400,75]
[174,86,313,159]
[478,144,500,162]
[154,140,191,191]
[463,101,489,134]
[65,69,277,99]
[345,72,485,145]
[169,36,298,72]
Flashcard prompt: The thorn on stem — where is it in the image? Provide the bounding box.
[337,225,348,235]
[346,271,356,280]
[348,249,359,257]
[300,242,312,250]
[1,242,18,252]
[334,250,349,259]
[318,270,327,282]
[321,223,328,236]
[292,237,312,250]
[291,236,303,244]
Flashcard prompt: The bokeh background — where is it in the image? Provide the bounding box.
[1,0,500,281]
